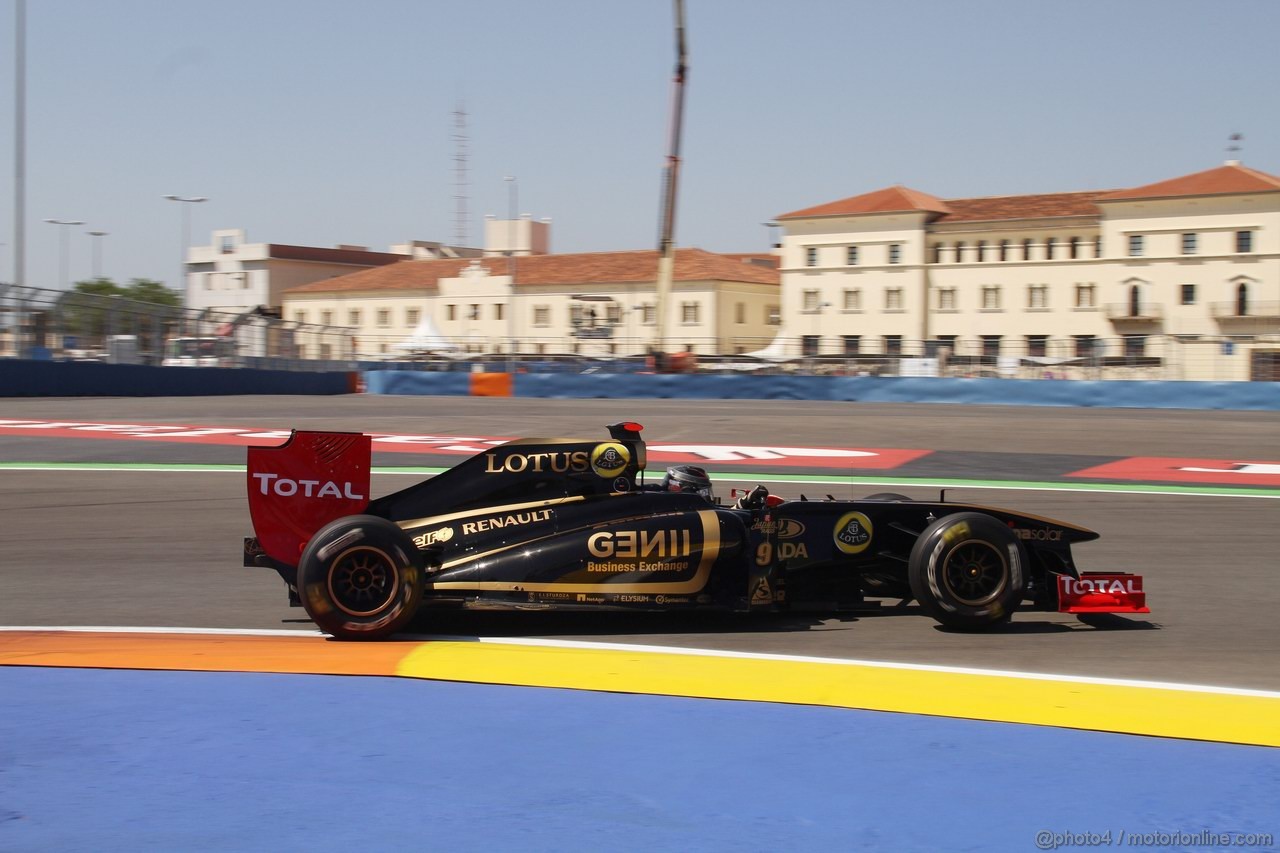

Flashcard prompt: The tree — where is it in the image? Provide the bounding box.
[122,278,182,309]
[60,278,183,343]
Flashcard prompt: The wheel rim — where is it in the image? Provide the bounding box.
[941,540,1008,606]
[327,546,399,617]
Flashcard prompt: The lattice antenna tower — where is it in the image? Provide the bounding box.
[452,104,470,247]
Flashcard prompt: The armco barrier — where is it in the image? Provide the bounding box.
[0,360,354,397]
[362,369,1280,410]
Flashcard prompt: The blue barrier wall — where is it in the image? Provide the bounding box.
[363,370,1280,410]
[0,360,354,397]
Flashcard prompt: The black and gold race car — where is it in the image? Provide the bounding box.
[244,422,1147,639]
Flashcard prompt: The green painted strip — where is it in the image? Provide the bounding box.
[1,460,1278,499]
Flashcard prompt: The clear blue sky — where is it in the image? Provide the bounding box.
[2,0,1278,291]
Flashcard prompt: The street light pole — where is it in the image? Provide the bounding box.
[164,195,207,297]
[43,218,84,288]
[87,230,108,280]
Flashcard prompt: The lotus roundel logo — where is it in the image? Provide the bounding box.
[833,511,873,554]
[591,442,630,478]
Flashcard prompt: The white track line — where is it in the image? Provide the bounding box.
[4,625,1277,699]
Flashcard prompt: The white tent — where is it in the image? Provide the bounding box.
[392,315,458,353]
[743,333,799,362]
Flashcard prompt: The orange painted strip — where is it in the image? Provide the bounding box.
[470,372,513,397]
[0,631,413,676]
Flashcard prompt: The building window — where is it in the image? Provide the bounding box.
[932,244,943,264]
[493,303,504,321]
[532,306,550,326]
[1123,335,1146,358]
[1128,235,1144,256]
[1236,230,1253,253]
[1075,284,1096,308]
[1180,284,1196,305]
[883,335,903,355]
[219,235,234,254]
[294,311,307,324]
[1236,282,1250,315]
[1026,335,1048,358]
[803,289,819,311]
[321,310,333,325]
[981,335,1002,358]
[976,241,987,262]
[1182,233,1198,255]
[842,289,861,311]
[766,305,781,326]
[805,247,817,267]
[468,304,480,321]
[998,240,1009,262]
[935,334,959,354]
[1045,237,1056,260]
[642,304,657,325]
[842,335,861,355]
[938,288,956,311]
[735,303,745,324]
[1068,237,1080,259]
[953,242,966,263]
[606,303,621,324]
[846,246,859,265]
[376,309,390,327]
[445,305,456,322]
[888,244,901,264]
[405,308,419,326]
[885,288,903,310]
[1074,335,1098,359]
[801,335,820,356]
[348,309,361,326]
[1095,236,1103,258]
[1022,239,1033,260]
[681,302,700,324]
[981,285,1001,310]
[1027,285,1048,309]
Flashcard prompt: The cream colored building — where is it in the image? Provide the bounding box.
[283,248,780,359]
[774,162,1280,379]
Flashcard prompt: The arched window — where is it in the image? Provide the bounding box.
[932,244,942,264]
[1045,237,1056,260]
[954,241,966,262]
[998,239,1009,261]
[976,240,987,262]
[1069,237,1080,259]
[1129,284,1142,317]
[1237,282,1250,316]
[1023,239,1034,260]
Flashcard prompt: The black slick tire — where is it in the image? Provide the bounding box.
[297,515,424,640]
[908,512,1026,630]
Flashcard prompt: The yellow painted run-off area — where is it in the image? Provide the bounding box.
[2,630,1277,748]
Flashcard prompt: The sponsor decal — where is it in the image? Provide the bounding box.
[614,594,651,603]
[750,519,777,534]
[833,511,873,554]
[1062,577,1142,595]
[777,542,808,560]
[696,594,712,604]
[751,578,773,604]
[654,595,689,604]
[251,472,364,500]
[536,592,575,601]
[575,593,605,603]
[411,526,455,548]
[587,528,692,559]
[484,450,589,475]
[612,477,632,493]
[591,442,631,478]
[460,509,553,535]
[1011,526,1063,542]
[776,519,805,539]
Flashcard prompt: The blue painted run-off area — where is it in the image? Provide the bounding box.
[366,370,1280,410]
[2,667,1275,852]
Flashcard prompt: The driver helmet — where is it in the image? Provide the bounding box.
[662,464,715,502]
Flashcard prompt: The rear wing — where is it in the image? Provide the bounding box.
[246,431,372,566]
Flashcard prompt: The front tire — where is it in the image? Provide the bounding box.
[298,515,424,640]
[908,513,1026,630]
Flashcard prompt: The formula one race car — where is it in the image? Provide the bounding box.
[243,423,1148,639]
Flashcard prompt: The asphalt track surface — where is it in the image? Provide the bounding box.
[1,396,1278,689]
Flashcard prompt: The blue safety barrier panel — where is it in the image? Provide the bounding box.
[363,369,472,396]
[0,360,352,397]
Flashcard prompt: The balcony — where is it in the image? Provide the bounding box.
[1104,303,1163,324]
[1210,301,1280,322]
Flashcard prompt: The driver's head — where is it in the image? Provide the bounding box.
[662,464,714,502]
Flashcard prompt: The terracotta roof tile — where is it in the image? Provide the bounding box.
[936,191,1111,222]
[267,244,406,265]
[777,185,951,220]
[285,248,779,295]
[1098,163,1280,201]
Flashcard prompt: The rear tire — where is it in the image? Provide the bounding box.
[298,515,424,640]
[908,513,1026,630]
